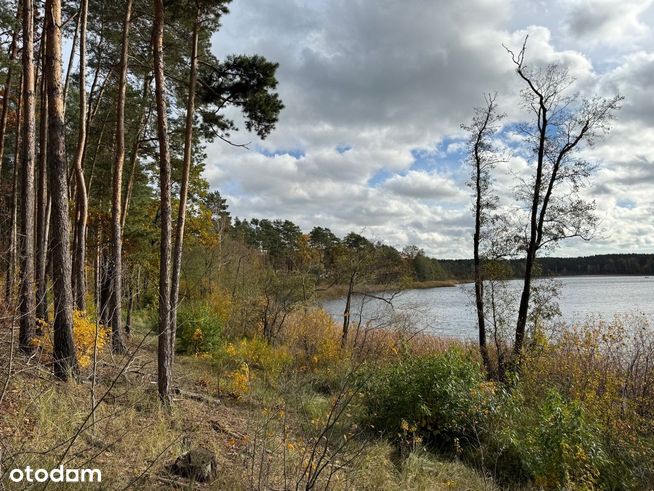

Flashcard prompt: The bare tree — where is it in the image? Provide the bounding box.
[463,94,504,378]
[108,0,133,353]
[153,0,172,405]
[45,0,78,379]
[505,37,622,362]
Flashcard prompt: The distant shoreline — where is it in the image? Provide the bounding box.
[317,273,653,300]
[316,279,464,299]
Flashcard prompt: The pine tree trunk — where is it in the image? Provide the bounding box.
[170,16,200,367]
[45,0,78,380]
[72,0,89,311]
[0,8,19,180]
[6,78,21,304]
[18,0,37,352]
[109,0,132,354]
[36,13,49,324]
[153,0,172,406]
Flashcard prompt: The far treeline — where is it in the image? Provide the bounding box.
[231,218,654,283]
[434,254,654,280]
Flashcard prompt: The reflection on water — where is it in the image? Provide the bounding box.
[321,276,654,340]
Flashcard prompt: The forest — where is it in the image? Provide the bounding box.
[0,0,653,489]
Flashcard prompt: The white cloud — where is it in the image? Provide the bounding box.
[202,0,654,258]
[562,0,653,47]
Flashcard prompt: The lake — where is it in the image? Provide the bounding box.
[321,276,654,339]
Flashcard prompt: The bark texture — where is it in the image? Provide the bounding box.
[46,0,78,379]
[18,0,37,352]
[153,0,172,405]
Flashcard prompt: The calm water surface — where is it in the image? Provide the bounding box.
[321,276,654,339]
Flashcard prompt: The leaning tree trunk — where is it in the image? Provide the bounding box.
[153,0,172,406]
[108,0,132,354]
[45,0,78,380]
[72,0,89,311]
[36,15,49,323]
[18,0,37,353]
[170,16,200,368]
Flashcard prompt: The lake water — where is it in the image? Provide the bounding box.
[321,276,654,339]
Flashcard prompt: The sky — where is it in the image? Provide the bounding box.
[206,0,654,259]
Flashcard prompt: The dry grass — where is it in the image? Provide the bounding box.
[0,306,497,490]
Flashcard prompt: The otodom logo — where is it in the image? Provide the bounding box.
[8,466,102,484]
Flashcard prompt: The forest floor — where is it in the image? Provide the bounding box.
[0,312,497,490]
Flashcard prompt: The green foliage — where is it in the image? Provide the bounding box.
[177,301,226,355]
[361,350,485,450]
[488,389,609,489]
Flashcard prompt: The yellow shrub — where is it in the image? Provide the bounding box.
[283,308,343,370]
[219,337,292,380]
[206,288,232,324]
[227,362,251,398]
[38,310,110,369]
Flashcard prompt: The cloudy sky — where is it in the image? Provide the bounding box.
[206,0,654,259]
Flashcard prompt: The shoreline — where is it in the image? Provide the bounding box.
[315,279,466,299]
[316,273,654,300]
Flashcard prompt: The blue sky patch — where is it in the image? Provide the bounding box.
[257,147,306,159]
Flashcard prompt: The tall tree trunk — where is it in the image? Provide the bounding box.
[514,108,547,361]
[471,103,494,379]
[170,16,199,365]
[153,0,172,406]
[36,11,49,324]
[45,0,78,380]
[121,78,150,231]
[62,6,79,111]
[0,8,20,179]
[108,0,132,354]
[72,0,89,311]
[6,77,22,304]
[18,0,37,353]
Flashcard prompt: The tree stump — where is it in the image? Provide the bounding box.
[170,448,218,483]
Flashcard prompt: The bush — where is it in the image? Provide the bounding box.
[177,292,230,354]
[37,310,110,369]
[488,389,610,489]
[360,350,486,451]
[282,308,344,370]
[217,337,293,382]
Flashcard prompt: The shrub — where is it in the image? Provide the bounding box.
[217,337,293,382]
[37,310,110,369]
[177,294,230,355]
[489,389,609,489]
[282,308,343,370]
[360,349,486,451]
